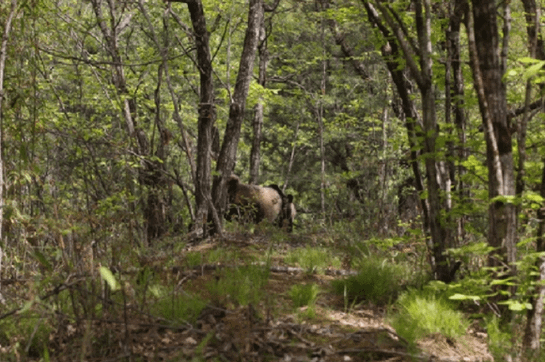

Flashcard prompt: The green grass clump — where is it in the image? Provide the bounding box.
[289,283,320,308]
[0,311,53,359]
[331,257,406,305]
[485,316,515,361]
[285,246,341,273]
[207,265,270,306]
[206,247,242,264]
[153,292,208,325]
[389,289,469,344]
[289,283,320,320]
[185,251,205,268]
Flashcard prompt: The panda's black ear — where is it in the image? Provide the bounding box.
[288,195,294,203]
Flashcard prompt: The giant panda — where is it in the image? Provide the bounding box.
[226,175,296,231]
[267,184,297,232]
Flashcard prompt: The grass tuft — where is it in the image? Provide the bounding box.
[331,257,407,305]
[153,292,208,325]
[207,265,270,306]
[389,289,469,345]
[285,246,341,273]
[289,283,320,308]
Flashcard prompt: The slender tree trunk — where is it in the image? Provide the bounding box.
[364,0,455,282]
[318,24,327,215]
[363,1,429,240]
[282,122,299,192]
[141,1,200,225]
[211,0,264,234]
[415,0,453,281]
[0,0,17,304]
[448,0,469,244]
[179,0,218,237]
[468,0,517,313]
[91,0,176,242]
[523,162,545,352]
[520,0,545,350]
[316,2,328,215]
[249,13,268,184]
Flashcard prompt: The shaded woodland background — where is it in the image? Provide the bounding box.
[2,0,545,359]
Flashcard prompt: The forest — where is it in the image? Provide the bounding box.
[1,0,545,360]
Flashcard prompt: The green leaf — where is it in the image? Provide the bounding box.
[33,250,52,272]
[519,57,542,64]
[19,299,35,314]
[526,62,545,79]
[497,300,532,312]
[99,267,120,291]
[449,293,481,301]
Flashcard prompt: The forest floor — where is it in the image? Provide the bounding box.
[37,231,494,361]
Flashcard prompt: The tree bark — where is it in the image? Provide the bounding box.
[364,0,455,282]
[170,0,218,237]
[249,12,268,184]
[91,0,176,242]
[447,0,469,244]
[139,1,198,224]
[520,0,545,350]
[468,0,517,312]
[523,163,545,352]
[211,0,264,234]
[363,0,429,240]
[0,0,17,303]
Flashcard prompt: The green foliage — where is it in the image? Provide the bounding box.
[519,57,545,83]
[0,311,53,360]
[285,246,341,273]
[389,289,469,345]
[289,283,320,308]
[3,0,545,358]
[207,247,243,264]
[331,257,409,305]
[186,251,205,268]
[207,265,270,307]
[485,316,514,360]
[99,266,120,291]
[446,242,495,271]
[289,283,320,320]
[152,292,208,326]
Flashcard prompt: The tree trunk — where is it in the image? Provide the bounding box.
[91,0,175,242]
[363,0,429,240]
[140,1,198,225]
[447,0,469,244]
[177,0,218,237]
[0,0,17,302]
[364,0,455,282]
[249,13,268,184]
[468,0,517,311]
[318,9,327,216]
[520,0,545,350]
[211,0,264,234]
[523,162,545,352]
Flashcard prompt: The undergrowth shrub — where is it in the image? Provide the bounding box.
[389,289,469,345]
[331,257,408,305]
[285,246,341,273]
[289,283,320,319]
[153,292,208,325]
[0,310,53,360]
[485,315,514,360]
[206,247,242,264]
[207,265,270,306]
[289,283,320,308]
